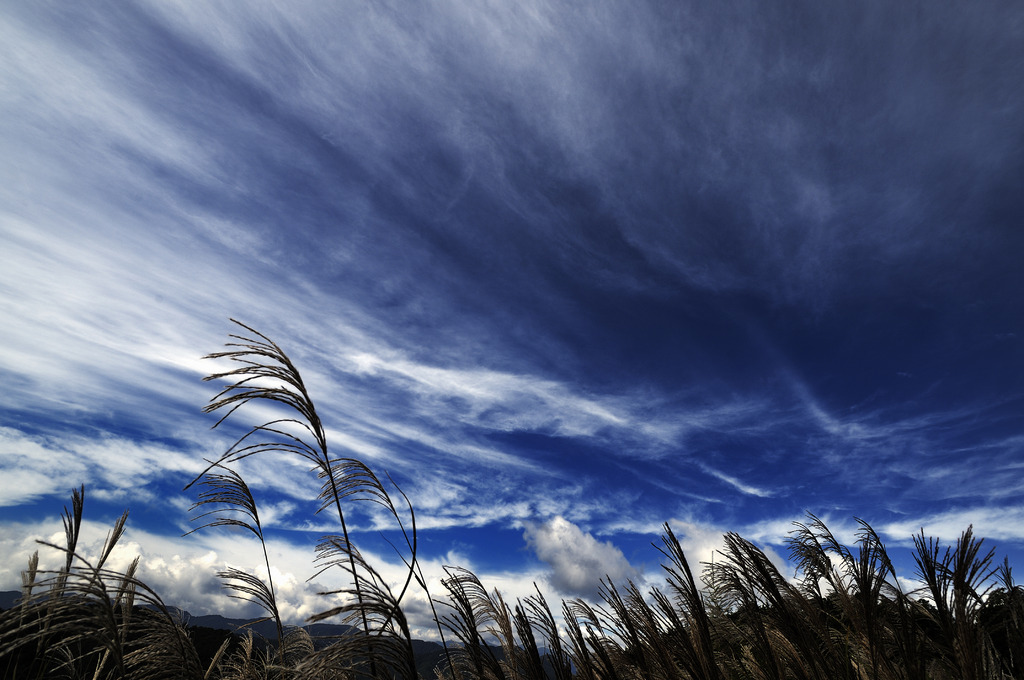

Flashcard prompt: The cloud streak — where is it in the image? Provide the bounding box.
[0,427,204,508]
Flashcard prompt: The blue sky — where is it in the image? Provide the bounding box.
[2,0,1023,635]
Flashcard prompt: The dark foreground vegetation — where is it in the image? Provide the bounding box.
[2,322,1022,679]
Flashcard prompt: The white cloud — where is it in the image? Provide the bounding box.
[659,519,729,574]
[0,11,217,195]
[0,512,553,641]
[346,351,626,437]
[697,462,773,498]
[880,505,1024,546]
[523,516,639,599]
[0,427,205,507]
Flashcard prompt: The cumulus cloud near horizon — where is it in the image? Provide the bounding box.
[0,511,553,639]
[523,516,639,599]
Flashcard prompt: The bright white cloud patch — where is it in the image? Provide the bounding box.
[0,427,204,506]
[880,506,1024,546]
[523,516,639,598]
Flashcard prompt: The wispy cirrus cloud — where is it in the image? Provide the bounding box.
[880,506,1024,547]
[346,351,625,435]
[696,462,774,499]
[0,427,204,508]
